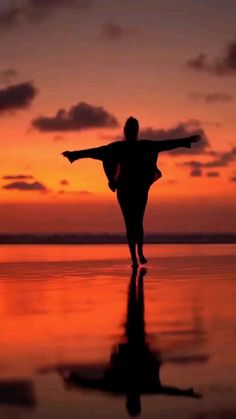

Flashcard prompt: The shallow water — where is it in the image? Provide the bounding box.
[0,244,236,419]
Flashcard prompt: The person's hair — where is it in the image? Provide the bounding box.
[124,117,139,140]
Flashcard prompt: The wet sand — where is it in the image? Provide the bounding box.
[0,244,236,419]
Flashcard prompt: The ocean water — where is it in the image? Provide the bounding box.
[0,244,236,419]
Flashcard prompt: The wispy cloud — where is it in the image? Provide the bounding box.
[181,146,236,178]
[2,174,34,180]
[0,68,18,84]
[58,189,93,195]
[0,0,92,29]
[189,92,234,103]
[140,119,209,155]
[53,135,66,141]
[206,171,220,177]
[187,40,236,77]
[101,23,125,40]
[182,146,236,169]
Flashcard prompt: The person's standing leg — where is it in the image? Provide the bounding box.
[136,189,148,264]
[117,190,138,268]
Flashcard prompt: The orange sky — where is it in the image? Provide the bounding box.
[0,0,236,233]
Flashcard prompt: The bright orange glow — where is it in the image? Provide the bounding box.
[0,1,236,233]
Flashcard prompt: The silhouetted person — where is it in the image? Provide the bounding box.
[58,268,200,416]
[62,117,201,267]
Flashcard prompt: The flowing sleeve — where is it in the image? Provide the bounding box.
[142,141,162,186]
[102,142,121,192]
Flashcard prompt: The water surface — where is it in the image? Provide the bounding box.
[0,244,236,418]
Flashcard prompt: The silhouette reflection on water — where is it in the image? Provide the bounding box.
[57,268,201,416]
[0,380,36,408]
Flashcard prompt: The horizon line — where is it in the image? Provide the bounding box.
[1,232,236,245]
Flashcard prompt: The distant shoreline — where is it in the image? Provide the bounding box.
[1,233,236,245]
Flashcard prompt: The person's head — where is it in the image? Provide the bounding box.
[124,117,139,141]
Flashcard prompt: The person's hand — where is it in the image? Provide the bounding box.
[185,134,201,148]
[61,151,74,163]
[190,134,201,143]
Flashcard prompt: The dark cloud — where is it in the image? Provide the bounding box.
[190,168,202,177]
[2,174,34,180]
[32,101,119,132]
[189,92,234,103]
[53,135,66,141]
[28,0,92,21]
[208,150,221,157]
[205,147,236,167]
[0,81,37,113]
[58,189,93,195]
[187,53,208,72]
[206,171,220,177]
[187,40,236,77]
[2,181,47,191]
[101,23,125,40]
[0,0,92,29]
[0,4,23,29]
[0,68,18,84]
[140,119,209,155]
[182,146,236,171]
[28,0,90,7]
[183,161,202,169]
[60,179,69,186]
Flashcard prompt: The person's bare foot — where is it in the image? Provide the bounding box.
[139,267,147,278]
[138,253,148,264]
[61,151,74,163]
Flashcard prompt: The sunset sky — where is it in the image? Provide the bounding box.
[0,0,236,233]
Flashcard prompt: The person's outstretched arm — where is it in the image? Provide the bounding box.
[153,135,201,152]
[61,145,109,163]
[64,372,106,391]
